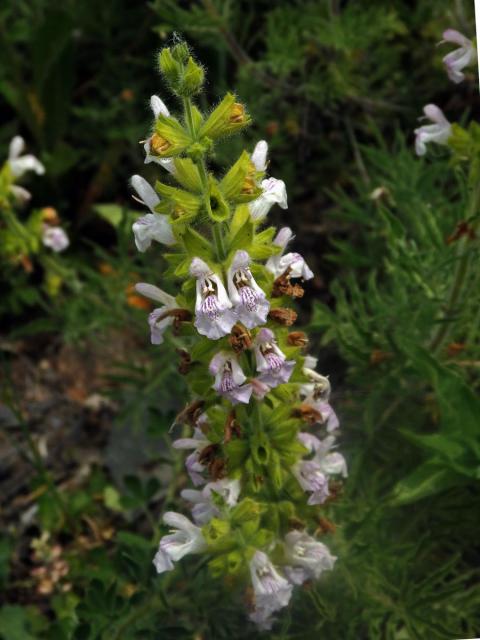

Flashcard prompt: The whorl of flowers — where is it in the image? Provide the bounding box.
[132,42,346,631]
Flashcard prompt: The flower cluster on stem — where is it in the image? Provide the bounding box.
[132,42,346,630]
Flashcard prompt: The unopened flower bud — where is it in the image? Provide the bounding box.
[178,56,205,96]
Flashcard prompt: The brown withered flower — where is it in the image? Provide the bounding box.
[208,457,226,480]
[272,268,305,298]
[224,410,242,443]
[228,323,253,353]
[292,403,322,426]
[268,307,298,326]
[177,349,192,375]
[287,331,308,347]
[175,400,205,427]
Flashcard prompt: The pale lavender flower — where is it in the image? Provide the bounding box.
[227,250,269,328]
[209,351,252,405]
[254,328,295,389]
[131,175,175,251]
[283,530,336,585]
[300,370,331,404]
[42,226,69,253]
[143,95,175,173]
[153,511,207,574]
[135,282,177,345]
[172,424,210,486]
[249,177,288,221]
[8,136,45,178]
[292,460,330,505]
[265,226,294,274]
[191,258,237,340]
[250,140,268,172]
[441,29,476,84]
[181,478,241,525]
[249,551,292,628]
[298,433,348,478]
[266,228,313,281]
[414,104,451,156]
[251,378,271,400]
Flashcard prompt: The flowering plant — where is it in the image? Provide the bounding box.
[131,42,346,630]
[0,137,72,301]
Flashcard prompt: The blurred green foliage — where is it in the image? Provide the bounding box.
[1,0,479,638]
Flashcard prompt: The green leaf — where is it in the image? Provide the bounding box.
[390,460,467,505]
[181,227,214,261]
[94,204,124,228]
[0,606,36,640]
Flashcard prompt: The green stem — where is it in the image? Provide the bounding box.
[183,95,227,263]
[428,182,480,353]
[182,97,195,137]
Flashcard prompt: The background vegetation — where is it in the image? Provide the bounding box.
[0,1,479,638]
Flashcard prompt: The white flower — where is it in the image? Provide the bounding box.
[266,227,313,281]
[42,226,69,253]
[254,328,295,389]
[300,368,331,404]
[292,459,330,505]
[181,478,241,525]
[8,136,45,179]
[190,257,237,340]
[283,530,336,585]
[249,177,288,221]
[131,175,175,251]
[153,511,207,574]
[251,140,268,172]
[172,424,210,486]
[298,433,347,478]
[414,105,451,157]
[441,29,476,84]
[135,282,178,345]
[249,550,292,626]
[227,250,269,329]
[209,351,252,405]
[143,95,175,173]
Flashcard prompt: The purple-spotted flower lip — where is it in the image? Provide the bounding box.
[414,104,451,156]
[440,29,476,84]
[227,250,269,329]
[190,257,237,340]
[253,328,295,389]
[209,351,253,405]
